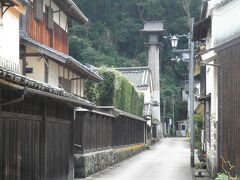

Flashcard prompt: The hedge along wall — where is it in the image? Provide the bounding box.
[85,67,144,116]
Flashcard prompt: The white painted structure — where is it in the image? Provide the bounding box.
[197,0,240,175]
[19,0,100,98]
[116,66,153,120]
[0,1,26,73]
[176,120,188,137]
[142,21,165,138]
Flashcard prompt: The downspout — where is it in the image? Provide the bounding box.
[217,59,223,173]
[0,87,27,106]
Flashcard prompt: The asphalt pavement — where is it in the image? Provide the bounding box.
[76,138,193,180]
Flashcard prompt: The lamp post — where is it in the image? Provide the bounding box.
[169,18,195,167]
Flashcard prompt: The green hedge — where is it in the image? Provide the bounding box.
[85,67,144,116]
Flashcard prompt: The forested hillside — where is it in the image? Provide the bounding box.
[70,0,202,120]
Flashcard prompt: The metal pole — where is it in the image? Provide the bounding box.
[189,18,195,167]
[163,100,166,136]
[172,95,175,136]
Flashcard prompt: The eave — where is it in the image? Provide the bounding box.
[20,32,103,82]
[0,67,95,108]
[53,0,88,24]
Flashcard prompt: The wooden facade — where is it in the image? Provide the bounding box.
[0,85,74,180]
[112,116,145,147]
[74,111,145,152]
[74,112,113,151]
[27,5,68,54]
[217,42,240,176]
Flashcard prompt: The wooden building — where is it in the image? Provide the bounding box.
[19,0,102,97]
[0,0,100,179]
[0,0,28,73]
[0,66,94,180]
[194,0,240,177]
[116,67,154,143]
[0,0,148,179]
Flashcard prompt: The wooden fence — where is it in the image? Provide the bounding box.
[0,86,74,180]
[74,111,113,152]
[74,111,145,152]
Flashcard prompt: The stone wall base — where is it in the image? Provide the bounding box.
[74,144,146,178]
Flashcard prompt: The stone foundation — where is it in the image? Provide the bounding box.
[74,144,146,178]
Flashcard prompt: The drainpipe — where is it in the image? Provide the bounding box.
[0,87,27,106]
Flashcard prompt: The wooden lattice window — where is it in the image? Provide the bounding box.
[46,6,54,29]
[33,0,43,21]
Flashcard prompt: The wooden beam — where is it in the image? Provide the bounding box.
[44,58,49,84]
[21,53,42,57]
[20,46,27,76]
[40,99,47,180]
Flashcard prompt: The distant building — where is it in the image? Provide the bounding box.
[116,66,153,120]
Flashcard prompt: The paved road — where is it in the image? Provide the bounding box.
[78,138,193,180]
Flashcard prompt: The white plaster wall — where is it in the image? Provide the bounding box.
[0,11,20,73]
[208,0,223,12]
[211,0,240,46]
[148,39,160,122]
[26,56,45,82]
[205,62,218,167]
[60,11,68,32]
[43,0,68,32]
[44,0,50,10]
[139,87,151,104]
[80,79,84,97]
[48,60,59,87]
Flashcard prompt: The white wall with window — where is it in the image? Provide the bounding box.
[0,3,26,73]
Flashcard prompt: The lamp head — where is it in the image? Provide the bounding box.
[170,35,179,49]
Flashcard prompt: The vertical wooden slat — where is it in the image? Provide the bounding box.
[0,115,3,180]
[91,114,96,150]
[40,99,47,180]
[218,43,240,175]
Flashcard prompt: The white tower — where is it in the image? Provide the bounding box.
[142,21,165,139]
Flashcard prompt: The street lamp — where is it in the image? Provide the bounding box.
[169,18,195,167]
[170,35,179,49]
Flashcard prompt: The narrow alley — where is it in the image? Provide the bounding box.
[77,138,193,180]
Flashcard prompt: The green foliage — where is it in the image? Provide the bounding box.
[71,0,202,120]
[216,173,230,180]
[84,67,144,116]
[194,114,203,150]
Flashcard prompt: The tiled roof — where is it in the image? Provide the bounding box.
[96,106,146,122]
[54,0,88,24]
[0,67,94,107]
[116,67,151,88]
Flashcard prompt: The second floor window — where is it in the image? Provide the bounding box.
[33,0,43,21]
[59,77,71,93]
[46,6,54,29]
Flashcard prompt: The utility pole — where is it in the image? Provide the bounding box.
[189,18,195,167]
[163,100,166,136]
[169,18,195,167]
[172,95,175,136]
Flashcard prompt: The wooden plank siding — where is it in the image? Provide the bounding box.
[28,9,51,48]
[27,7,68,54]
[53,23,69,54]
[0,86,74,180]
[74,112,114,152]
[218,42,240,176]
[74,111,145,152]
